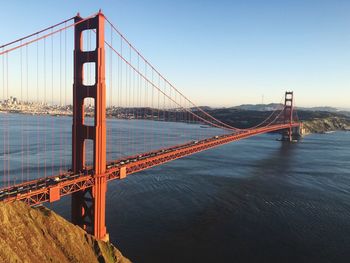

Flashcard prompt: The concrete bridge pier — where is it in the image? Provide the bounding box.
[281,124,303,142]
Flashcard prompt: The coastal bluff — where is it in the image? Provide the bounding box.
[0,201,131,263]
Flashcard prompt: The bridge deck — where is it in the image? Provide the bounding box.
[0,123,300,205]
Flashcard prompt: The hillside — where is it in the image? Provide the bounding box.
[0,201,131,263]
[201,108,350,133]
[302,116,350,134]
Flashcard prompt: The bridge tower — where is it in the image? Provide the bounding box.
[71,12,107,240]
[282,91,294,141]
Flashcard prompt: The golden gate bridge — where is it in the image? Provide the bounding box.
[0,11,301,240]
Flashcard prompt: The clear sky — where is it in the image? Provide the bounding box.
[1,0,349,108]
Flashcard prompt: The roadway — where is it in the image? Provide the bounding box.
[0,123,300,205]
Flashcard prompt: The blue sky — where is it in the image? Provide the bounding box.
[1,0,349,108]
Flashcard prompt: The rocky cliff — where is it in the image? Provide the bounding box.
[302,116,350,134]
[205,108,350,134]
[0,201,131,263]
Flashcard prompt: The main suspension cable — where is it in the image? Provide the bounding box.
[0,13,99,56]
[104,15,241,131]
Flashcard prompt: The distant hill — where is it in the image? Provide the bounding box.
[297,106,339,112]
[193,105,350,133]
[230,103,283,111]
[217,104,341,113]
[190,106,213,111]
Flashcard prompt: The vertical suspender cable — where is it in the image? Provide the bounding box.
[36,36,39,179]
[6,52,9,186]
[26,44,29,181]
[129,44,133,155]
[43,37,47,178]
[20,41,24,184]
[59,30,62,172]
[108,23,113,161]
[151,69,154,151]
[120,36,123,158]
[64,22,67,170]
[2,47,5,187]
[51,30,54,176]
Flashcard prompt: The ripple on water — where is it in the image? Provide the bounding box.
[48,131,350,263]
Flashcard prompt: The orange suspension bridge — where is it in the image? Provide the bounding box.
[0,11,302,240]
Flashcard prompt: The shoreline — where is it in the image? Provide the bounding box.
[1,109,349,135]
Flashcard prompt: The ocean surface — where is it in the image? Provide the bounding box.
[1,114,350,262]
